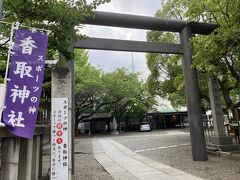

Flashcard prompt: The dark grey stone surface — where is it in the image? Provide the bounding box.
[75,38,183,54]
[181,25,207,161]
[84,11,217,35]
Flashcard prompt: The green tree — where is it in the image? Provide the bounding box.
[102,68,156,122]
[0,0,111,130]
[0,0,111,120]
[0,0,110,80]
[146,31,187,109]
[74,49,106,125]
[147,0,240,113]
[74,49,156,129]
[185,0,240,112]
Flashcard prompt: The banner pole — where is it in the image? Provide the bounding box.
[4,22,17,84]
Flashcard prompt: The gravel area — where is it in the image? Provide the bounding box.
[74,153,113,180]
[41,138,113,180]
[113,133,190,152]
[139,145,240,180]
[74,138,113,180]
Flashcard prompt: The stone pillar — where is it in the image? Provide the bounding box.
[38,135,43,179]
[1,137,20,180]
[208,77,233,150]
[208,77,226,136]
[52,61,73,180]
[18,138,33,180]
[0,0,3,21]
[31,135,40,180]
[70,59,75,175]
[111,117,119,135]
[180,25,207,161]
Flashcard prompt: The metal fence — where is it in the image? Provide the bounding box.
[203,120,215,144]
[203,120,240,144]
[37,91,51,126]
[225,122,240,144]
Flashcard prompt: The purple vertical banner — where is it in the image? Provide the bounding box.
[3,29,48,139]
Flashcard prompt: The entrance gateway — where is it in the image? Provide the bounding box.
[76,11,217,161]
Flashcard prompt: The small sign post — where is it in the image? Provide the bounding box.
[51,98,68,180]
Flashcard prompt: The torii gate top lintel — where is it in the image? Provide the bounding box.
[84,11,218,35]
[75,11,217,54]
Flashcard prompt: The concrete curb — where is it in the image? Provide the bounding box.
[207,150,240,161]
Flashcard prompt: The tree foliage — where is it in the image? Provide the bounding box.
[0,0,111,116]
[147,0,240,112]
[146,31,187,109]
[74,49,156,127]
[2,0,110,56]
[0,0,110,81]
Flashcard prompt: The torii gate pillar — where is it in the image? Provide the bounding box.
[180,25,208,161]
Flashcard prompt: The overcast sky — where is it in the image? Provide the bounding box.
[82,0,181,110]
[82,0,163,80]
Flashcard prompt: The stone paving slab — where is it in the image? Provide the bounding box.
[92,138,203,180]
[138,174,176,180]
[111,172,138,180]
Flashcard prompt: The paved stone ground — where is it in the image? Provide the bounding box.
[93,138,203,180]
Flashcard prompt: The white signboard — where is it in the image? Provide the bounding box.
[51,98,68,180]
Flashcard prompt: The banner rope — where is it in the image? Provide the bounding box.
[0,20,51,33]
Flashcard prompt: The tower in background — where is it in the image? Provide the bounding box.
[130,52,135,73]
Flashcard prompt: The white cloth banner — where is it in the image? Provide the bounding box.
[51,98,68,180]
[0,84,6,123]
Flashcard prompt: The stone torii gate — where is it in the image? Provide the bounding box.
[76,11,217,161]
[0,10,218,180]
